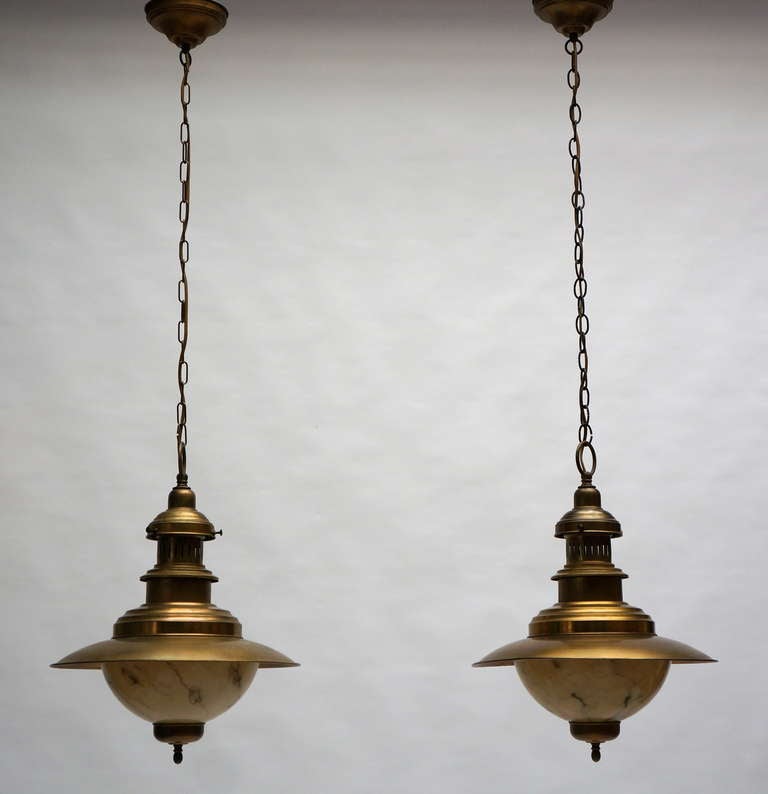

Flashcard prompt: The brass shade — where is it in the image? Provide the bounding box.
[52,1,299,765]
[474,634,714,667]
[52,636,297,670]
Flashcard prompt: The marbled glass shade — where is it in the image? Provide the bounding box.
[515,659,669,722]
[103,661,258,723]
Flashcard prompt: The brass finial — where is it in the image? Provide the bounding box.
[591,743,601,763]
[173,744,183,765]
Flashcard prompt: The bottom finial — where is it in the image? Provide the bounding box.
[173,744,183,765]
[569,721,619,758]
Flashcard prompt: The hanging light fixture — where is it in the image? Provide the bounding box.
[473,0,714,762]
[52,1,298,764]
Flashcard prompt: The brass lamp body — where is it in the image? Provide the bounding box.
[53,486,297,760]
[474,484,713,759]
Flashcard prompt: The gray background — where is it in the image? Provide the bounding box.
[2,1,766,792]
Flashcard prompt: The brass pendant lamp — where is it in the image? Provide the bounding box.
[474,0,714,762]
[52,0,298,764]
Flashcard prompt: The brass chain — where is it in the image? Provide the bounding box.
[565,35,596,484]
[176,47,191,486]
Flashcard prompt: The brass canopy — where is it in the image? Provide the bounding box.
[145,0,228,49]
[533,0,613,37]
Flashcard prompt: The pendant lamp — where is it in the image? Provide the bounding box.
[473,0,714,762]
[52,1,298,764]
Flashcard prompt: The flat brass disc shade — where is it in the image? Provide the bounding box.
[52,636,298,670]
[474,634,715,667]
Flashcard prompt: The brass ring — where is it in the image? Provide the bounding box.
[576,441,596,478]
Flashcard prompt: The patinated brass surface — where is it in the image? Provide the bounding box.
[570,722,619,762]
[52,0,292,764]
[146,485,216,539]
[51,636,296,669]
[555,484,621,537]
[473,635,714,666]
[570,721,619,743]
[154,724,204,765]
[533,0,613,36]
[474,484,715,665]
[154,723,204,745]
[52,486,298,761]
[145,0,228,49]
[474,484,714,757]
[475,0,715,762]
[53,486,298,668]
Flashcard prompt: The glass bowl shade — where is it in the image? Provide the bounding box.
[103,660,258,723]
[515,658,670,722]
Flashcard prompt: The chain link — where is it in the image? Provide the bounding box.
[176,47,191,486]
[565,35,596,483]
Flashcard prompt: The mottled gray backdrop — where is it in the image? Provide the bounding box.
[1,1,766,793]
